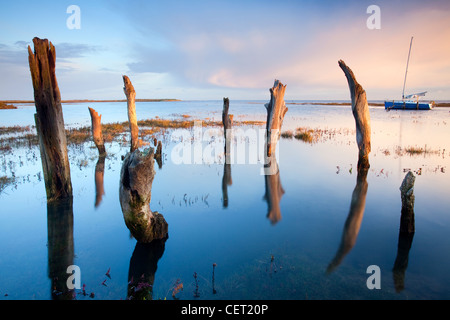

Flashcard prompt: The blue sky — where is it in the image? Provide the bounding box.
[1,0,449,100]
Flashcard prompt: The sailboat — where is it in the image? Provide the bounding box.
[384,37,434,110]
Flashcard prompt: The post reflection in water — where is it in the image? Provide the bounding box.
[327,166,369,274]
[127,236,168,300]
[263,154,285,225]
[47,197,74,300]
[94,155,106,208]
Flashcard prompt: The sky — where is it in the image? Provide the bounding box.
[0,0,449,101]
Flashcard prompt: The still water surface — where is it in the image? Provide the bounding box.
[0,100,449,299]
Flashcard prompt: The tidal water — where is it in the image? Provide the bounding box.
[0,100,449,300]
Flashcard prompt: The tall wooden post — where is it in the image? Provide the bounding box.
[123,75,139,152]
[338,60,371,170]
[28,37,72,200]
[88,107,106,156]
[265,80,288,157]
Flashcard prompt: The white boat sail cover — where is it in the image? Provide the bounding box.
[405,91,427,100]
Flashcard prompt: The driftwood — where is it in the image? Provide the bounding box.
[327,166,368,273]
[262,154,285,225]
[88,107,106,155]
[123,75,139,152]
[94,155,106,208]
[28,37,72,200]
[47,197,74,300]
[119,147,168,243]
[265,80,288,157]
[127,237,167,300]
[393,171,416,292]
[338,60,371,169]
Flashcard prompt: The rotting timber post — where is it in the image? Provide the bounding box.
[123,75,139,153]
[28,37,72,200]
[265,80,288,158]
[338,60,371,170]
[119,147,168,243]
[88,107,106,156]
[119,76,168,243]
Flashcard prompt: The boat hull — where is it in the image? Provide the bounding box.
[384,101,433,110]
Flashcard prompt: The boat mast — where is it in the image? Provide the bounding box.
[402,36,413,100]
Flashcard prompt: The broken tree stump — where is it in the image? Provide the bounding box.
[265,80,288,158]
[338,60,371,170]
[88,107,106,156]
[123,75,139,152]
[399,171,416,234]
[28,37,72,200]
[393,171,416,292]
[119,147,168,243]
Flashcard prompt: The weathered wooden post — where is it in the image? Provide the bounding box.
[393,171,416,292]
[265,80,288,158]
[88,107,106,156]
[327,166,369,273]
[123,75,139,152]
[28,37,72,200]
[119,147,168,243]
[222,97,233,164]
[338,60,371,169]
[399,171,415,234]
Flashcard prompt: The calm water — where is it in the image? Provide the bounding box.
[0,100,449,300]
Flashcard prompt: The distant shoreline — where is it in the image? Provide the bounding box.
[0,99,181,105]
[1,99,449,108]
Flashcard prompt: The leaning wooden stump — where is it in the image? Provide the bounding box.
[28,37,72,200]
[338,60,371,170]
[393,171,416,292]
[88,107,106,156]
[123,75,139,153]
[265,80,288,158]
[119,147,168,243]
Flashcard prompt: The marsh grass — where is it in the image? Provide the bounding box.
[281,127,355,144]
